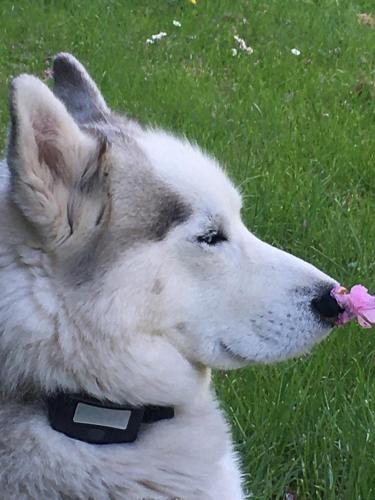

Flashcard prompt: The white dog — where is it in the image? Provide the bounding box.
[0,54,341,499]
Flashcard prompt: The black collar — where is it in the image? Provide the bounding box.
[47,393,174,444]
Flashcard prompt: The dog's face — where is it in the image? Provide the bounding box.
[0,54,337,400]
[131,132,337,369]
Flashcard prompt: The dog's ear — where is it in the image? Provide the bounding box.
[53,53,109,123]
[8,75,110,250]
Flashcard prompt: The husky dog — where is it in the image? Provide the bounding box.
[0,54,341,499]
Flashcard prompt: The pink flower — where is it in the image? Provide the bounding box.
[331,284,375,328]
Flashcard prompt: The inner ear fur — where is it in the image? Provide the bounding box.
[7,74,110,250]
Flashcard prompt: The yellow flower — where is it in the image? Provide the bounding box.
[190,0,197,5]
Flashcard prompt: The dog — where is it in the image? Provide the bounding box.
[0,54,340,499]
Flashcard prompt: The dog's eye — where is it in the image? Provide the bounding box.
[197,229,227,246]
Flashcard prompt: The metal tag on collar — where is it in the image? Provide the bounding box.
[48,393,145,444]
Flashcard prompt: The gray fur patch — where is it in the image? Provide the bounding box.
[151,279,163,295]
[109,136,192,243]
[60,123,192,286]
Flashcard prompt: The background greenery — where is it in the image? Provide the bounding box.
[0,1,374,498]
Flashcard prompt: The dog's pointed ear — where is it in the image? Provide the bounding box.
[8,74,109,249]
[53,53,109,123]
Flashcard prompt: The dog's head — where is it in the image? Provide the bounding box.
[0,54,338,403]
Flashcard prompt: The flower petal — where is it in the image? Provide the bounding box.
[331,283,375,328]
[350,285,375,308]
[362,308,375,323]
[358,314,373,329]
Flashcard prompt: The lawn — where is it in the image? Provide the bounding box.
[0,0,374,498]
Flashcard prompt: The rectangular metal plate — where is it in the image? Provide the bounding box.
[73,403,131,430]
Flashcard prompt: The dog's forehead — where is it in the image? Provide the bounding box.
[136,130,242,217]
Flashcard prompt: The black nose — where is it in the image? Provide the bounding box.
[311,288,343,322]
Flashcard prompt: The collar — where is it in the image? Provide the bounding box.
[47,392,174,444]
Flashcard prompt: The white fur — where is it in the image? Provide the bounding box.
[137,130,336,367]
[0,55,338,499]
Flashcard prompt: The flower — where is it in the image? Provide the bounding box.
[231,48,238,57]
[146,32,167,44]
[291,48,301,56]
[44,68,53,81]
[358,13,375,27]
[233,35,254,55]
[173,20,182,27]
[331,284,375,328]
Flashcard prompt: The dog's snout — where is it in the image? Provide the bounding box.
[311,288,343,322]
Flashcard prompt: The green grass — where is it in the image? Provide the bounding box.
[1,0,375,498]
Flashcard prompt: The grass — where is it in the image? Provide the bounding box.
[0,0,374,498]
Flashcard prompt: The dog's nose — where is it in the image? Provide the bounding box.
[311,288,343,322]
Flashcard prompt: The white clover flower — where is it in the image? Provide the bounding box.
[231,48,238,57]
[234,35,253,55]
[146,32,167,44]
[173,20,182,27]
[291,48,301,56]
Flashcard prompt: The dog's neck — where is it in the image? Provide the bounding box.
[0,385,244,499]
